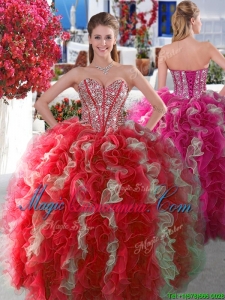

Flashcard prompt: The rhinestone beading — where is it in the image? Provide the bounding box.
[78,78,129,132]
[170,69,208,99]
[95,61,114,75]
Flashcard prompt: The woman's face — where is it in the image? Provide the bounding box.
[89,25,116,58]
[191,14,202,34]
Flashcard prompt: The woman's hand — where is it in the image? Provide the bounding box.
[130,66,167,130]
[219,86,225,96]
[34,68,78,128]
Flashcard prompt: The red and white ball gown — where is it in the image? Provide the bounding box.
[128,68,225,242]
[1,78,204,300]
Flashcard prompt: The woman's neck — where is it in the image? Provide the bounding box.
[178,35,196,44]
[91,56,113,67]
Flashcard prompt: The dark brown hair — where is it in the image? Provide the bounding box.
[88,12,119,63]
[172,1,200,42]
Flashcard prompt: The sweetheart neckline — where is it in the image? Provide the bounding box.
[77,78,129,91]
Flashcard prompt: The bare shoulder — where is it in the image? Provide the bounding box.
[161,44,172,51]
[158,43,179,61]
[114,62,134,71]
[121,64,148,88]
[203,41,225,63]
[203,41,216,51]
[66,66,89,84]
[160,43,175,54]
[69,66,85,77]
[201,41,211,46]
[114,64,137,85]
[199,41,217,57]
[199,40,211,49]
[119,64,137,74]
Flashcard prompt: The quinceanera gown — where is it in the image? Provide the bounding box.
[128,68,225,243]
[0,78,205,300]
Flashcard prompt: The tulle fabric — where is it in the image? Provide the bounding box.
[0,117,205,300]
[127,87,225,242]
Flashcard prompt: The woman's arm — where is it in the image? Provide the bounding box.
[208,43,225,96]
[131,66,167,130]
[157,48,168,90]
[34,68,79,128]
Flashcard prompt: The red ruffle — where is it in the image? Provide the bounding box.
[1,117,204,299]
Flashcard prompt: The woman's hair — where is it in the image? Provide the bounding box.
[87,12,119,63]
[172,1,200,42]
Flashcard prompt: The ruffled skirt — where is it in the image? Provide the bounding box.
[128,88,225,242]
[0,118,204,300]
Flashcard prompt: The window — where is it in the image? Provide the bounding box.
[104,0,110,13]
[120,1,136,32]
[158,1,176,37]
[119,1,136,45]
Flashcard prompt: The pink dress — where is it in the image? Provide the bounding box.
[128,68,225,242]
[0,78,204,300]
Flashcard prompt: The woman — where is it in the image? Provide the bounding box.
[128,1,225,243]
[0,12,204,300]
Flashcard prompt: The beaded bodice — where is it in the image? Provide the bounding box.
[170,68,208,99]
[78,78,129,132]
